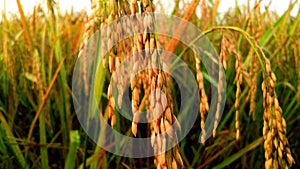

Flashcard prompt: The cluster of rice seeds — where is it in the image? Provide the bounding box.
[77,2,99,94]
[213,54,225,138]
[130,59,141,136]
[249,50,259,120]
[81,0,183,167]
[32,52,44,95]
[247,5,262,120]
[232,50,243,140]
[129,1,184,168]
[212,36,230,137]
[219,36,228,70]
[105,0,154,129]
[149,69,183,169]
[129,0,154,135]
[107,82,117,127]
[97,0,135,128]
[194,56,209,144]
[262,57,294,169]
[105,6,123,128]
[248,1,263,41]
[219,36,246,140]
[77,2,98,56]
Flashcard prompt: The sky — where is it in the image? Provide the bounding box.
[0,0,299,21]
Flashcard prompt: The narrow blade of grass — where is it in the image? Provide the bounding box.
[0,122,14,168]
[0,111,27,168]
[39,84,49,169]
[64,130,80,169]
[213,137,264,169]
[54,11,69,153]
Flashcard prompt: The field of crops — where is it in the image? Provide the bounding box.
[0,0,299,168]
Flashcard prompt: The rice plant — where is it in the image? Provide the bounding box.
[0,0,299,168]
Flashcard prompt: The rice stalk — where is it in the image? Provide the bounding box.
[247,2,261,120]
[130,0,142,135]
[233,50,242,141]
[249,50,259,120]
[262,57,295,169]
[213,35,230,138]
[208,25,295,168]
[194,56,209,144]
[77,2,98,95]
[219,36,228,70]
[213,53,224,138]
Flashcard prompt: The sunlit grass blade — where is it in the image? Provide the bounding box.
[258,0,298,47]
[16,0,34,49]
